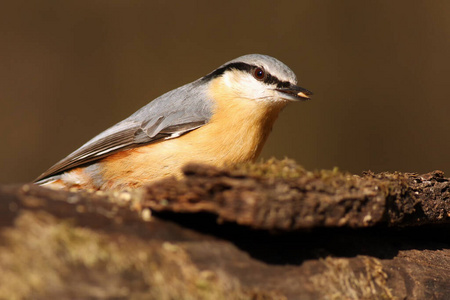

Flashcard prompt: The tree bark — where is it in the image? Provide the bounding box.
[0,160,448,299]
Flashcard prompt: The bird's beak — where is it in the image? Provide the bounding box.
[275,84,313,101]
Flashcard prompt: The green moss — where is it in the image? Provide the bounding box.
[227,158,308,179]
[0,211,253,299]
[309,256,397,300]
[233,158,352,182]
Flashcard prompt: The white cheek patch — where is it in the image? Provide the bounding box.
[223,72,273,101]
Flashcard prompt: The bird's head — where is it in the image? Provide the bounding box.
[202,54,312,105]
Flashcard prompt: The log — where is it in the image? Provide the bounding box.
[0,159,448,299]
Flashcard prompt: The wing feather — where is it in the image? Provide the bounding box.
[35,80,213,182]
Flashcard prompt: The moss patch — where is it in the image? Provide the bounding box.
[309,256,397,300]
[0,211,254,300]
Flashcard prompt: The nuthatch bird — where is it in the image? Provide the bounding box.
[35,54,312,190]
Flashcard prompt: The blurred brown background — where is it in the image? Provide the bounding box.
[1,1,449,184]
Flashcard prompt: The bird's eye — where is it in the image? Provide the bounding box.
[253,67,265,80]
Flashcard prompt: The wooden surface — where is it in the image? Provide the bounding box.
[0,160,449,299]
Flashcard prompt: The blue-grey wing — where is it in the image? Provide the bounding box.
[34,80,213,182]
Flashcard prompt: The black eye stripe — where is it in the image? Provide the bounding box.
[276,80,291,88]
[202,62,291,87]
[202,63,253,81]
